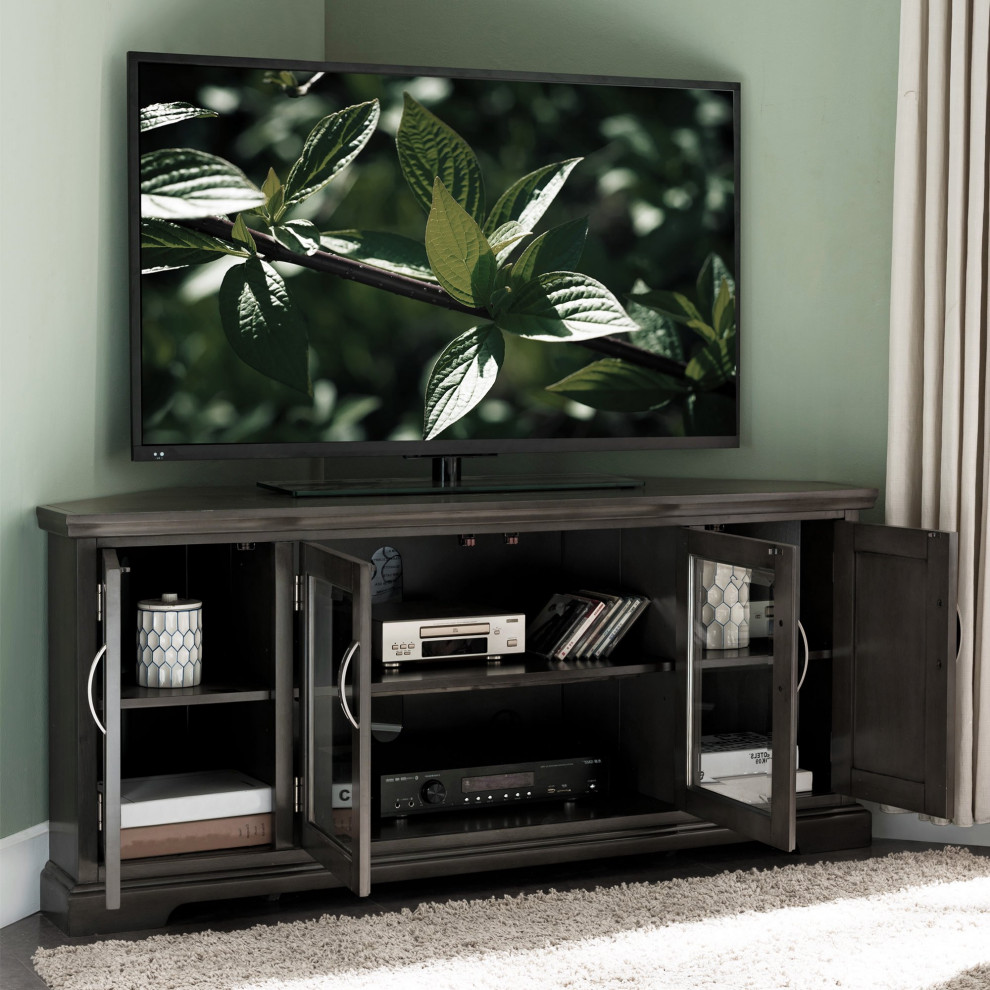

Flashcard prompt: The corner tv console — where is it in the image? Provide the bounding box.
[36,478,958,935]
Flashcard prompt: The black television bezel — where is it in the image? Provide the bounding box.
[128,51,741,463]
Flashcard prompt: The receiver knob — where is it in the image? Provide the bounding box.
[421,779,447,805]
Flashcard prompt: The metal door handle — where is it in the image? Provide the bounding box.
[87,644,107,735]
[338,641,360,730]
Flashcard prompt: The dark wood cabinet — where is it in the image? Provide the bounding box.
[36,479,957,934]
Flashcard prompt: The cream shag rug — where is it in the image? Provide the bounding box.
[33,847,990,990]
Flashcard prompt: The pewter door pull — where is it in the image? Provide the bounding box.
[338,641,360,730]
[87,644,108,735]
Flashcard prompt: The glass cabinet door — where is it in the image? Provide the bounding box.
[676,529,799,851]
[298,543,372,896]
[99,548,123,910]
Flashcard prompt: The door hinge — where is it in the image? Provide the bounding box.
[294,776,302,813]
[98,791,103,832]
[767,546,782,556]
[294,575,304,612]
[97,583,103,622]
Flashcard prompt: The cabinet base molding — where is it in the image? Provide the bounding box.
[40,805,872,935]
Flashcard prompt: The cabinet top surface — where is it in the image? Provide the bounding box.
[36,478,877,541]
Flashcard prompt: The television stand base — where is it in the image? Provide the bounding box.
[257,474,643,497]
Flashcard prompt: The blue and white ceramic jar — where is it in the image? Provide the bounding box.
[137,593,203,688]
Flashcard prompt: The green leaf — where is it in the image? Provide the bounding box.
[140,148,266,220]
[423,324,504,440]
[546,358,688,412]
[712,277,735,338]
[230,214,257,253]
[270,219,321,255]
[139,102,218,132]
[263,70,299,93]
[686,335,736,388]
[484,159,582,235]
[510,218,588,286]
[218,258,311,395]
[628,288,717,342]
[425,178,497,307]
[625,292,685,362]
[397,93,484,223]
[487,221,531,265]
[696,253,735,320]
[282,100,380,207]
[261,168,285,222]
[320,230,436,281]
[140,218,249,273]
[497,272,639,341]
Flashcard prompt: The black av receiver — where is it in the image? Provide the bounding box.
[381,756,606,817]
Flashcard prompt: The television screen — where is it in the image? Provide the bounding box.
[130,54,739,464]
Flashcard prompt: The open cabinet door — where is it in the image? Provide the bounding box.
[99,549,123,910]
[676,529,799,851]
[298,543,373,896]
[832,523,957,818]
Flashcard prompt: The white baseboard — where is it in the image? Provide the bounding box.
[0,822,48,928]
[866,802,990,846]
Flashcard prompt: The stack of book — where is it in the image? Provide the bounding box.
[528,590,649,661]
[109,770,273,859]
[698,732,812,804]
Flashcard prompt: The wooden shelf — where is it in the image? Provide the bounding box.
[699,640,774,670]
[119,684,272,708]
[371,653,673,696]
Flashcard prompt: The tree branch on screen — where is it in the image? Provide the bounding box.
[139,92,736,439]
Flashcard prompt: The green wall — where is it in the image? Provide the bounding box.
[1,0,900,839]
[325,0,900,491]
[0,0,325,839]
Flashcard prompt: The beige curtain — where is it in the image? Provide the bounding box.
[886,0,990,826]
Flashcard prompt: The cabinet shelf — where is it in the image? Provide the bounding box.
[698,640,774,670]
[371,653,673,696]
[119,684,273,708]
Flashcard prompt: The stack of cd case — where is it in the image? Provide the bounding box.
[528,590,649,661]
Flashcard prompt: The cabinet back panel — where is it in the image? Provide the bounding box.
[115,544,277,690]
[324,533,565,614]
[616,528,678,660]
[372,684,624,772]
[119,703,275,785]
[391,687,563,750]
[621,674,675,801]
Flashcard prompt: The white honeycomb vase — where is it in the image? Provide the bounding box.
[136,593,203,688]
[700,561,751,649]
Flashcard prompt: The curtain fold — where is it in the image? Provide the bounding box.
[886,0,990,826]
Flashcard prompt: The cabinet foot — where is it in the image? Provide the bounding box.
[40,858,338,936]
[795,803,872,853]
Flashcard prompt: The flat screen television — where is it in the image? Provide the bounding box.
[129,52,739,493]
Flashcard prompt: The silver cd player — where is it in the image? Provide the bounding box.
[373,604,526,666]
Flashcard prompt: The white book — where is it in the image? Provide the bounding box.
[115,770,272,828]
[700,768,813,805]
[699,733,801,781]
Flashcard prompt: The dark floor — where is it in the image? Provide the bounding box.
[4,839,986,990]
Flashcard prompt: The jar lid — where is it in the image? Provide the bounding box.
[137,593,202,611]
